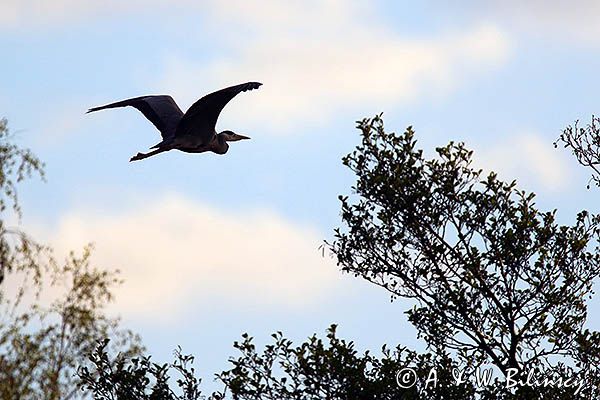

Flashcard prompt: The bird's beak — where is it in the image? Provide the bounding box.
[236,134,251,140]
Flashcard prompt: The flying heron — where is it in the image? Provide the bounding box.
[87,81,262,162]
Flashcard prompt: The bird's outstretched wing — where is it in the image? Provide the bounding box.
[87,95,184,139]
[175,82,262,143]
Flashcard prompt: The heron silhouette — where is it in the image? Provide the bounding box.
[87,82,262,162]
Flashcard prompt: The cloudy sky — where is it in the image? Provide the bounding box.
[2,0,600,391]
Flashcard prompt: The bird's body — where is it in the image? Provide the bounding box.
[87,82,262,162]
[163,131,229,154]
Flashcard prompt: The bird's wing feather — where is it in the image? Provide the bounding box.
[175,82,262,143]
[87,95,184,139]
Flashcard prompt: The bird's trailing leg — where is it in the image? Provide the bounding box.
[129,147,169,162]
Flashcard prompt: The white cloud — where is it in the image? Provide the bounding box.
[160,2,511,130]
[34,195,341,320]
[466,1,600,44]
[1,0,511,130]
[0,0,177,28]
[474,132,573,192]
[0,0,106,28]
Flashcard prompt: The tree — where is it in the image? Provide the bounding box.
[78,339,201,400]
[555,116,600,188]
[0,117,45,284]
[0,118,143,399]
[329,115,600,397]
[79,325,475,400]
[212,325,474,400]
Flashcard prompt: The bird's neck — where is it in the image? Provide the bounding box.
[213,134,229,154]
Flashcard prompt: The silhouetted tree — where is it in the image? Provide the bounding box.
[79,325,475,400]
[329,115,600,398]
[555,116,600,188]
[81,324,593,399]
[0,118,143,399]
[78,339,201,400]
[212,325,475,400]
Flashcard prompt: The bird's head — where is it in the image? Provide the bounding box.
[220,130,250,142]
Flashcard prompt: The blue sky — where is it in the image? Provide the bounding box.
[2,0,600,392]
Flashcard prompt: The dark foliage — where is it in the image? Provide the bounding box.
[555,116,600,188]
[78,339,201,400]
[328,115,600,395]
[213,324,474,400]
